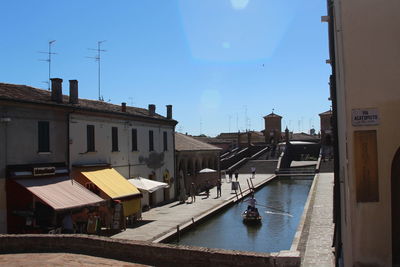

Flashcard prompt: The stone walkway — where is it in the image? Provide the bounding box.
[301,173,335,266]
[112,174,275,242]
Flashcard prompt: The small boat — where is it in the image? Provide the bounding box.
[242,209,262,223]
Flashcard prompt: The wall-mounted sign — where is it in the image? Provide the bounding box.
[352,108,379,126]
[33,167,55,176]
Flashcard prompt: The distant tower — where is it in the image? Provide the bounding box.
[263,111,282,144]
[319,110,333,145]
[285,127,290,145]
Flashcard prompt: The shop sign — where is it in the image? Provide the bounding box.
[163,169,171,184]
[352,108,379,126]
[33,167,55,176]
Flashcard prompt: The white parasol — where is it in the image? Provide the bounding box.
[128,177,169,193]
[199,168,217,173]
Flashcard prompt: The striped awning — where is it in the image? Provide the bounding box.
[16,176,105,211]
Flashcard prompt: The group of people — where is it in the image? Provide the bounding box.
[187,166,257,204]
[59,200,126,234]
[227,171,239,182]
[227,167,256,182]
[188,178,223,203]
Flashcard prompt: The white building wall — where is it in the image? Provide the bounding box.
[69,113,175,207]
[334,0,400,265]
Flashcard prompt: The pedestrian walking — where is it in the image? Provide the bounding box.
[190,182,196,203]
[205,180,210,198]
[251,167,256,179]
[216,178,222,198]
[228,171,233,182]
[234,171,239,181]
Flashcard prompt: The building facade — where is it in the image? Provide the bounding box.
[175,133,221,199]
[0,83,69,233]
[328,0,400,265]
[70,111,176,208]
[0,79,177,232]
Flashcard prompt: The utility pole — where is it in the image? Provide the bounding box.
[236,113,239,132]
[39,40,57,90]
[228,115,232,133]
[244,105,249,131]
[87,40,106,100]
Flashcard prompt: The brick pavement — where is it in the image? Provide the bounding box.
[0,253,148,267]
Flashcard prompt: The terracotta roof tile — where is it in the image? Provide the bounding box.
[319,110,332,116]
[263,112,282,118]
[175,133,222,151]
[192,136,231,144]
[0,82,175,123]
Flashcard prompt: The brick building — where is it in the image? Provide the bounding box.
[263,112,282,144]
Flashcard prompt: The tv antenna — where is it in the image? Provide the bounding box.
[38,40,57,90]
[228,115,232,133]
[236,113,239,131]
[87,40,107,101]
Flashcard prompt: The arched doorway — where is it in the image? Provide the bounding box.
[187,160,194,176]
[202,159,207,169]
[392,148,400,265]
[195,159,200,174]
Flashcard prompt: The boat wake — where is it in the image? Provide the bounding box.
[265,210,293,217]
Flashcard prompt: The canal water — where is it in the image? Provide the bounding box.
[168,177,313,253]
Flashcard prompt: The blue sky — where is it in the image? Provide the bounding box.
[0,0,331,137]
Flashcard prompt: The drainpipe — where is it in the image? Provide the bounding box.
[173,126,177,200]
[326,0,342,264]
[127,121,131,180]
[67,112,71,176]
[67,109,76,177]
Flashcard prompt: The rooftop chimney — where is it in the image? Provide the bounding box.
[166,105,172,119]
[148,104,156,116]
[121,102,126,112]
[69,80,78,104]
[51,78,63,103]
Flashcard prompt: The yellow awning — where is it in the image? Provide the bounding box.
[123,199,141,216]
[81,168,141,199]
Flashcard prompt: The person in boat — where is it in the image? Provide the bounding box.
[247,193,257,212]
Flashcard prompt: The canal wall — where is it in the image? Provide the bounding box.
[290,173,318,255]
[154,175,276,244]
[0,234,300,267]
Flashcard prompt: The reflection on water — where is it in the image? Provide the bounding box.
[168,177,312,253]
